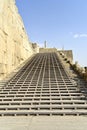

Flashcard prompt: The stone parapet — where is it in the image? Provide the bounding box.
[39,48,57,53]
[58,50,73,61]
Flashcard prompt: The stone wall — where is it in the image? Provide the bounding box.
[39,48,73,62]
[0,0,37,79]
[59,50,73,61]
[39,48,57,53]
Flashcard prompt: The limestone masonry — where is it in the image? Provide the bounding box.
[0,0,39,80]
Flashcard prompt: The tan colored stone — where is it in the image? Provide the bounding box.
[0,0,39,79]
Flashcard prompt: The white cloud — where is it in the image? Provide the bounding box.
[73,33,87,38]
[73,34,79,38]
[80,34,87,37]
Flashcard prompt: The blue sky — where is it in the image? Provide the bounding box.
[16,0,87,67]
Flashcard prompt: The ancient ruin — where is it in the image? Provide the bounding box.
[0,0,87,130]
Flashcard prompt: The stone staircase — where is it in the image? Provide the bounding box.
[0,52,87,116]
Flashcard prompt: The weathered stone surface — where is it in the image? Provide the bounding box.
[59,50,73,61]
[39,48,57,53]
[0,0,38,80]
[0,116,87,130]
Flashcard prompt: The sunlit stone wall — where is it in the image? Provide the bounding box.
[0,0,37,79]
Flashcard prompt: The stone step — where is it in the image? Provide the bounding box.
[0,109,87,116]
[0,52,87,116]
